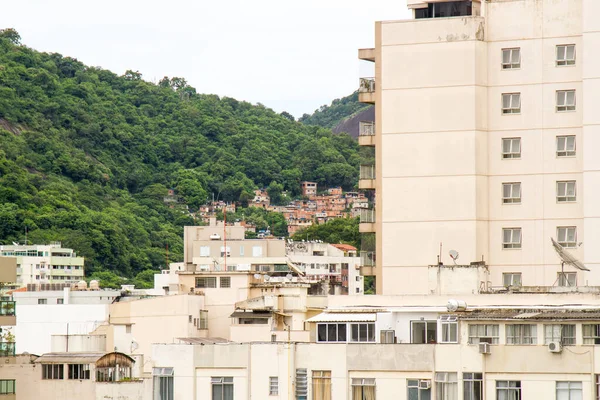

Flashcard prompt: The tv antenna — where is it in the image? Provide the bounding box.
[449,250,459,265]
[551,238,589,286]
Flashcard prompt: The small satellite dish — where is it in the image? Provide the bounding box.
[253,274,261,280]
[264,275,271,282]
[286,273,293,281]
[449,250,459,265]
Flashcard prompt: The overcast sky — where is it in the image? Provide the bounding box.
[1,0,410,117]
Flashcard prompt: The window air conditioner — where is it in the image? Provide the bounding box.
[548,341,562,353]
[478,342,491,354]
[419,380,431,390]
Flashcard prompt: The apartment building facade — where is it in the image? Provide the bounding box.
[358,0,600,294]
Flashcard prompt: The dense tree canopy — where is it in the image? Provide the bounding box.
[0,31,360,280]
[299,92,370,129]
[291,217,360,249]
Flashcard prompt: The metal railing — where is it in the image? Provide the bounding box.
[360,165,376,180]
[360,251,376,267]
[360,209,375,224]
[0,342,15,356]
[0,301,15,316]
[359,121,375,136]
[359,77,375,93]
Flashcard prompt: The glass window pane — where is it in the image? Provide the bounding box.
[338,324,347,342]
[567,45,575,59]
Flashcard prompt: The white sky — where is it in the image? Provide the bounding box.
[1,0,410,118]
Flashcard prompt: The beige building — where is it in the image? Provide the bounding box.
[358,0,600,295]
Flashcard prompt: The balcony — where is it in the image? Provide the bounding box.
[0,342,15,357]
[359,209,376,233]
[360,251,376,267]
[358,48,375,62]
[358,121,375,146]
[358,78,375,103]
[0,301,16,326]
[359,165,376,190]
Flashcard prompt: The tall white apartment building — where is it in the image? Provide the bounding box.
[0,243,85,287]
[358,0,600,295]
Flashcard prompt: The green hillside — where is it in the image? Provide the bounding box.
[0,29,360,282]
[299,91,370,129]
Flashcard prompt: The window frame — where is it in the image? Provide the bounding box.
[411,320,438,344]
[198,310,208,330]
[407,379,431,400]
[434,372,458,400]
[556,381,582,400]
[468,324,500,345]
[153,367,174,400]
[269,376,278,396]
[42,364,64,380]
[502,93,521,114]
[317,323,348,343]
[502,137,521,159]
[439,315,458,344]
[211,377,234,400]
[68,363,91,380]
[501,48,521,70]
[312,370,332,400]
[583,325,600,345]
[351,378,376,400]
[502,182,522,204]
[558,272,577,287]
[0,380,15,395]
[557,226,577,248]
[219,277,231,288]
[544,324,576,346]
[556,181,576,203]
[296,368,308,400]
[556,44,576,66]
[496,381,521,399]
[556,135,576,157]
[556,90,576,112]
[195,277,217,289]
[463,373,483,400]
[502,228,522,249]
[350,323,376,343]
[506,324,537,345]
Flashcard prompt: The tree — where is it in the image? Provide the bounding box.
[267,181,285,205]
[280,111,295,122]
[0,28,20,45]
[292,217,359,248]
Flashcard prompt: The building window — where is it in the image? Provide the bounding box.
[463,373,482,400]
[153,368,174,400]
[195,277,216,288]
[296,368,308,400]
[380,330,395,344]
[544,324,576,346]
[68,364,91,380]
[317,323,347,342]
[269,376,278,396]
[38,298,47,305]
[557,181,576,203]
[502,228,522,249]
[239,246,245,256]
[556,90,576,112]
[212,377,233,400]
[557,381,582,400]
[506,324,537,345]
[350,323,376,342]
[557,226,577,248]
[502,183,521,204]
[200,246,210,257]
[496,381,521,400]
[556,44,576,66]
[502,93,521,114]
[312,371,331,400]
[502,48,521,69]
[0,380,15,395]
[412,320,437,344]
[596,375,600,400]
[351,378,376,400]
[583,325,600,345]
[220,277,231,288]
[57,298,64,304]
[435,372,457,400]
[408,379,431,400]
[220,246,231,257]
[468,324,500,345]
[42,364,64,380]
[252,246,263,257]
[558,272,577,287]
[557,135,576,157]
[440,315,458,343]
[502,138,521,159]
[198,311,208,330]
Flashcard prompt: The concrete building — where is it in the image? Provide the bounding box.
[0,258,18,399]
[301,181,318,197]
[358,0,600,295]
[0,243,84,288]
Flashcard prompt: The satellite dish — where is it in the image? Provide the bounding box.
[286,273,293,281]
[131,340,139,352]
[253,274,261,280]
[264,275,271,282]
[449,250,459,265]
[551,238,589,271]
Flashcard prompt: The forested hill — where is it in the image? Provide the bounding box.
[0,29,360,283]
[299,91,372,130]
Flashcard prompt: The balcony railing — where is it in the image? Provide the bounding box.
[359,78,375,93]
[360,209,375,224]
[359,121,375,136]
[0,342,15,356]
[360,165,376,180]
[0,302,15,316]
[360,251,376,267]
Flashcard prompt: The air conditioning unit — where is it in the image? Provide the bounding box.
[548,341,562,353]
[419,380,431,390]
[478,342,491,354]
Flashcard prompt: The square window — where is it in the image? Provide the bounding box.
[502,228,522,249]
[557,381,582,400]
[557,226,577,248]
[557,181,576,202]
[502,48,521,69]
[506,324,537,345]
[556,44,576,66]
[468,324,500,345]
[544,324,576,346]
[502,138,521,159]
[557,90,576,112]
[502,93,521,114]
[558,272,577,287]
[502,182,521,204]
[497,381,521,399]
[557,135,576,157]
[220,277,231,288]
[583,325,600,345]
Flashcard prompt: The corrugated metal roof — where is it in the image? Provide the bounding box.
[230,311,272,319]
[305,312,377,323]
[460,309,600,321]
[177,337,231,345]
[34,352,105,364]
